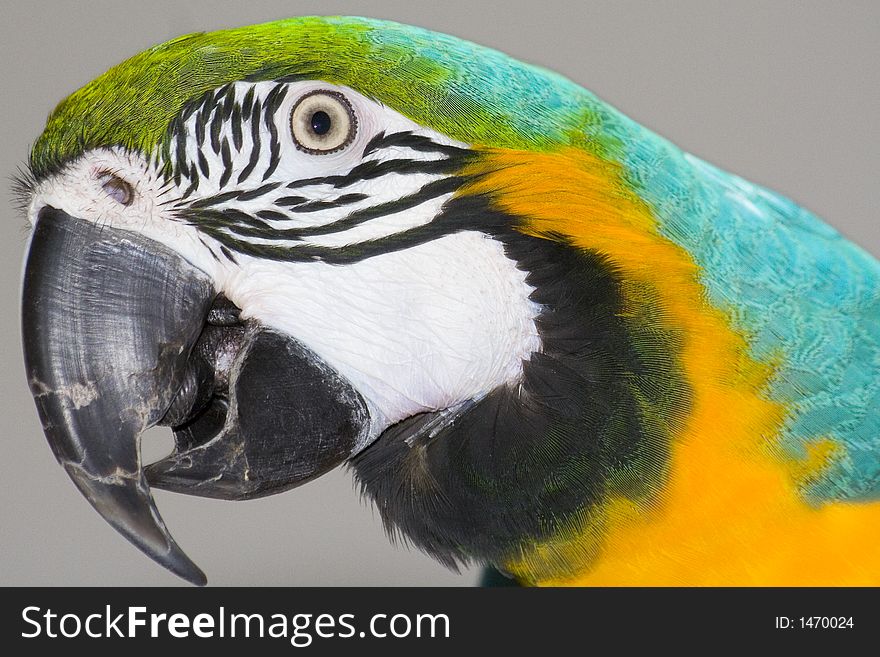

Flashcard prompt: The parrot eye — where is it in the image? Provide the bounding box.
[289,90,357,154]
[98,171,134,206]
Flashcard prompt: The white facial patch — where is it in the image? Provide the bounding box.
[25,80,544,451]
[223,231,542,446]
[26,148,225,282]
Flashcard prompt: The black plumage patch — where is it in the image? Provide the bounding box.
[351,199,691,579]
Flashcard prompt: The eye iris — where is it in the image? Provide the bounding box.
[290,90,356,154]
[310,110,332,136]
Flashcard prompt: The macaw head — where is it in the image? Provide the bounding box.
[20,16,692,585]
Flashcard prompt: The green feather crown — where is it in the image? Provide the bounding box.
[31,16,623,177]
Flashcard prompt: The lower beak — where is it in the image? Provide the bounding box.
[22,207,214,586]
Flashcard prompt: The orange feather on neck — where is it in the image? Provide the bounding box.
[460,148,880,585]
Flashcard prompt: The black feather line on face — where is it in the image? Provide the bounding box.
[195,113,206,147]
[210,106,224,155]
[231,104,244,151]
[283,156,464,192]
[219,245,238,264]
[261,85,287,181]
[275,195,308,207]
[290,193,368,213]
[184,174,486,264]
[362,130,386,157]
[194,91,214,148]
[362,130,471,158]
[181,162,200,199]
[241,86,255,119]
[213,83,234,105]
[256,209,289,222]
[173,116,188,184]
[236,98,263,184]
[178,182,281,211]
[219,138,233,188]
[350,201,692,579]
[236,181,283,202]
[197,149,210,179]
[185,176,464,243]
[180,93,202,123]
[220,86,236,121]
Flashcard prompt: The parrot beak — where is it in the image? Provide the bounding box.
[144,326,368,502]
[22,207,214,586]
[22,207,370,584]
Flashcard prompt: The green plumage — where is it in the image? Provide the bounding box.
[32,16,616,177]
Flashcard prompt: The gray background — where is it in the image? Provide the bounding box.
[1,0,877,585]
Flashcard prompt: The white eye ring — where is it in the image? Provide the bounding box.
[290,90,357,154]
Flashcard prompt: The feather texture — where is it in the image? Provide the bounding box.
[28,16,880,584]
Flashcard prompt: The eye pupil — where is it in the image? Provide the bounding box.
[310,111,332,135]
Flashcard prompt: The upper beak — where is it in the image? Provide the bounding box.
[22,206,371,585]
[22,207,214,585]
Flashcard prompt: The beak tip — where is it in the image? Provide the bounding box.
[64,463,208,585]
[166,549,208,586]
[132,527,208,586]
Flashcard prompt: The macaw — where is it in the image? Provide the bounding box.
[18,16,880,586]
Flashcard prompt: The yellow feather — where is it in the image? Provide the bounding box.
[461,148,880,585]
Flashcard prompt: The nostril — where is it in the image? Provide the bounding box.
[98,172,134,206]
